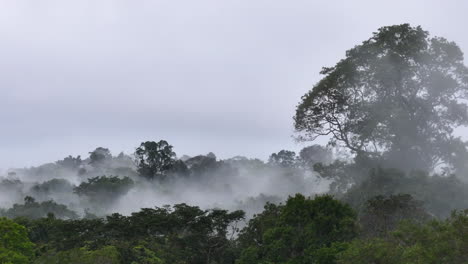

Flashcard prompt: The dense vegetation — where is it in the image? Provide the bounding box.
[2,24,468,263]
[2,194,468,263]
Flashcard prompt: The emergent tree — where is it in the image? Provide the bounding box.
[295,24,468,171]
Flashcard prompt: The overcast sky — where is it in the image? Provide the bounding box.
[1,0,468,169]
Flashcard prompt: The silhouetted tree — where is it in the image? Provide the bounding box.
[56,155,82,170]
[298,145,333,169]
[268,150,296,167]
[295,24,468,172]
[134,140,176,180]
[2,196,78,219]
[88,147,112,166]
[74,176,134,206]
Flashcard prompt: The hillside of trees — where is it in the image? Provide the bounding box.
[2,24,468,263]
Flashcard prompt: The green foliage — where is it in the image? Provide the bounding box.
[2,196,78,219]
[307,242,349,264]
[33,246,121,264]
[336,239,401,264]
[9,196,468,264]
[337,210,468,264]
[20,204,244,264]
[19,216,106,251]
[129,245,164,264]
[359,194,431,238]
[295,24,468,172]
[2,24,468,264]
[74,176,134,205]
[237,194,357,264]
[0,217,34,264]
[237,202,282,250]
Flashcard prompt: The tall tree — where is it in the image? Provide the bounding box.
[268,150,297,167]
[135,140,176,180]
[56,155,82,170]
[295,24,468,171]
[88,147,112,166]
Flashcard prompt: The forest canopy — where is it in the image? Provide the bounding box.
[1,24,468,263]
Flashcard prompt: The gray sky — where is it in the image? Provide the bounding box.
[1,0,468,169]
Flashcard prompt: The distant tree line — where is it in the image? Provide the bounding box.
[1,23,468,263]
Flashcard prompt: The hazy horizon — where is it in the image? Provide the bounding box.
[2,0,468,169]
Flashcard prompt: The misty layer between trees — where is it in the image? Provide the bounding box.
[0,142,330,220]
[2,24,468,263]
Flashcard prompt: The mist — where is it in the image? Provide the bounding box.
[0,145,331,219]
[2,0,468,170]
[2,2,468,263]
